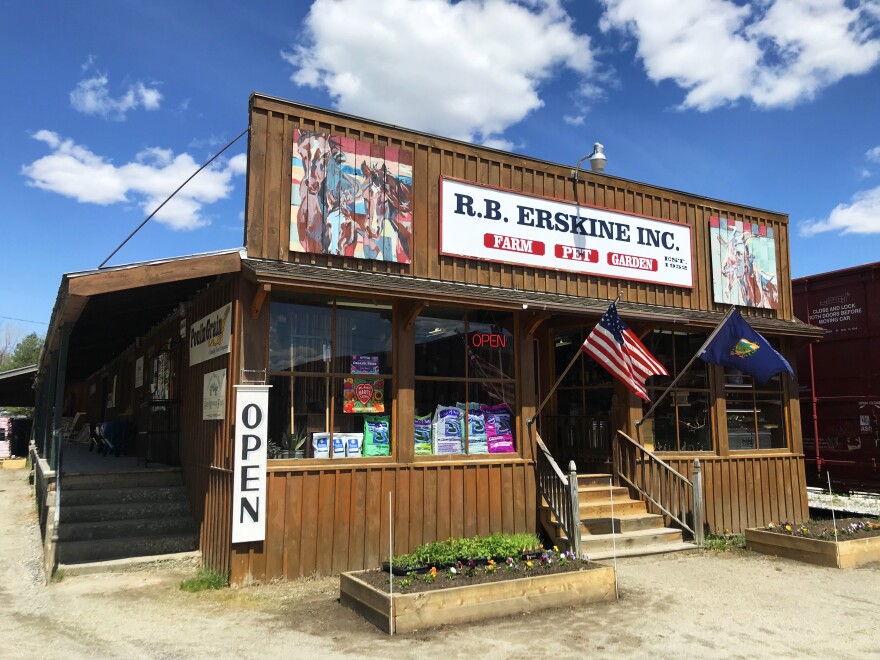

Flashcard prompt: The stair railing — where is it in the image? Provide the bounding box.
[535,434,582,558]
[612,430,705,545]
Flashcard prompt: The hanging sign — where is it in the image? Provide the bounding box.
[232,384,270,543]
[135,356,144,388]
[440,177,693,288]
[343,377,385,413]
[203,368,227,420]
[189,303,232,366]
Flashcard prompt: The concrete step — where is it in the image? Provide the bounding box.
[62,469,184,490]
[61,485,188,506]
[579,485,630,504]
[57,533,199,564]
[57,516,196,542]
[577,473,613,488]
[584,514,666,534]
[588,541,698,560]
[580,527,684,554]
[59,499,193,523]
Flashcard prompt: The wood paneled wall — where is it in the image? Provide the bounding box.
[179,276,235,575]
[246,94,792,321]
[664,455,808,533]
[231,460,536,583]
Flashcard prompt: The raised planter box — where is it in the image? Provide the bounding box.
[745,528,880,568]
[340,563,616,634]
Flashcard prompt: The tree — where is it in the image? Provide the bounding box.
[0,331,43,373]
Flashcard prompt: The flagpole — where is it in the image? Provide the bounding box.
[527,293,623,427]
[636,305,737,428]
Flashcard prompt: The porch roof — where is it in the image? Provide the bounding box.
[242,258,824,339]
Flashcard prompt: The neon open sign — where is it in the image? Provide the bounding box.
[470,332,509,349]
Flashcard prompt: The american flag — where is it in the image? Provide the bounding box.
[581,302,668,401]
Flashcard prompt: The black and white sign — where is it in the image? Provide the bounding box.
[440,177,693,288]
[232,384,270,544]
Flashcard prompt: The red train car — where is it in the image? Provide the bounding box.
[793,262,880,491]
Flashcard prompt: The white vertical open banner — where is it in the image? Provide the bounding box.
[232,384,271,544]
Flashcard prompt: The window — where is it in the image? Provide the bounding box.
[268,294,393,460]
[642,330,711,452]
[414,308,516,456]
[724,369,787,450]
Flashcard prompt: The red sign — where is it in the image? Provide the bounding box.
[470,332,508,349]
[555,245,598,262]
[483,233,545,256]
[607,252,658,272]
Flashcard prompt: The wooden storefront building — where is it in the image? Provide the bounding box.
[34,93,822,584]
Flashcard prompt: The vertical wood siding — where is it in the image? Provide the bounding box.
[179,276,235,575]
[663,455,808,533]
[246,95,792,322]
[231,461,536,583]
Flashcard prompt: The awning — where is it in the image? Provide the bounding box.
[242,258,824,338]
[0,365,37,408]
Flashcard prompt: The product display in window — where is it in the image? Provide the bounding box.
[364,415,391,456]
[414,402,516,456]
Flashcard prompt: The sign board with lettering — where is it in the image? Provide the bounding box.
[232,384,270,544]
[203,368,227,420]
[807,285,866,336]
[439,177,693,288]
[189,303,232,366]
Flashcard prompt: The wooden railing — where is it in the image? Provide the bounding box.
[612,431,705,545]
[535,434,582,558]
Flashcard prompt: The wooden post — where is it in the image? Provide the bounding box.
[692,458,705,546]
[568,461,581,559]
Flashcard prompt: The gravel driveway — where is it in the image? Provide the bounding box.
[2,466,879,659]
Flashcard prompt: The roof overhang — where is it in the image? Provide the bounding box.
[43,250,244,382]
[0,365,37,408]
[242,258,824,339]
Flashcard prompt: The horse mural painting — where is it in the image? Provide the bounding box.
[709,216,779,310]
[290,129,413,263]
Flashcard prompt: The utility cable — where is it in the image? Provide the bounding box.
[98,126,249,269]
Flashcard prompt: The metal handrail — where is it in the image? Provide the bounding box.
[613,431,705,544]
[535,435,582,558]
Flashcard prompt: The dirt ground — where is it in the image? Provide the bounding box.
[2,467,880,660]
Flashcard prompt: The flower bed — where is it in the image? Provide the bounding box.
[745,518,880,568]
[341,534,615,633]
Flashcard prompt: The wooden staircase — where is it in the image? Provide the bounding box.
[540,473,697,559]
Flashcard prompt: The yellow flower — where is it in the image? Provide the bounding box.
[784,524,792,532]
[429,566,437,578]
[553,545,559,553]
[526,560,533,568]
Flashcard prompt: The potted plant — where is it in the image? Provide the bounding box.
[279,425,308,459]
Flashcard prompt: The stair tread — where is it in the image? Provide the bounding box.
[582,527,683,540]
[582,513,663,521]
[587,542,697,560]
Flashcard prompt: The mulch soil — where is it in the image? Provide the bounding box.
[766,517,880,541]
[356,559,601,595]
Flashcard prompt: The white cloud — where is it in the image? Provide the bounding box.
[563,114,585,126]
[22,131,245,231]
[867,145,880,163]
[600,0,880,110]
[800,186,880,235]
[70,74,164,121]
[283,0,595,144]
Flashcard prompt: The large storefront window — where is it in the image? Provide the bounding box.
[268,294,393,459]
[642,330,712,452]
[724,369,787,450]
[414,308,516,456]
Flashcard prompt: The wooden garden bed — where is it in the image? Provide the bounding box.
[745,528,880,568]
[340,562,616,634]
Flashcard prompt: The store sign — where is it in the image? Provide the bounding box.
[232,385,270,544]
[351,355,379,374]
[440,178,693,288]
[203,368,227,420]
[470,332,509,349]
[343,377,385,413]
[189,303,232,366]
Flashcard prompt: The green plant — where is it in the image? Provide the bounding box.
[704,533,746,552]
[179,567,229,592]
[51,569,65,583]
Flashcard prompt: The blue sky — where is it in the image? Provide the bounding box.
[2,0,879,340]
